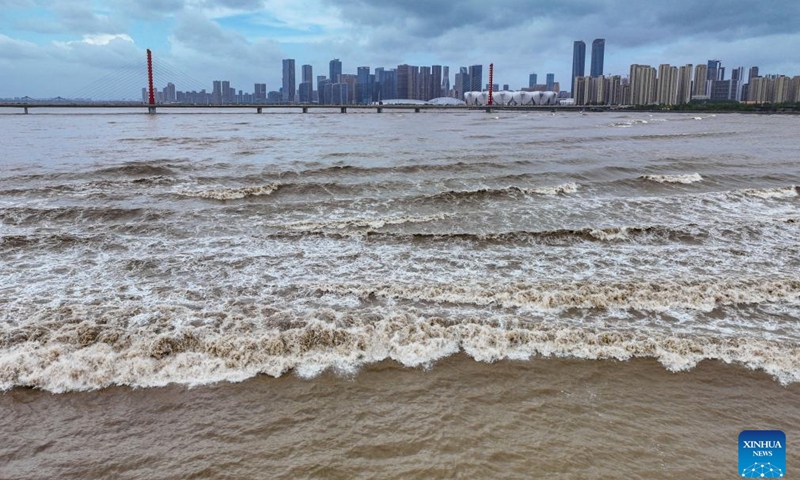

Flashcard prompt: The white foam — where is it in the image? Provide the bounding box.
[743,186,798,199]
[309,279,800,312]
[519,182,579,196]
[640,173,703,184]
[280,213,452,232]
[178,183,279,200]
[2,314,799,393]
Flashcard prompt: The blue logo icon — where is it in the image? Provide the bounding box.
[739,430,786,478]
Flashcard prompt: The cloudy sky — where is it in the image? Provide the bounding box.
[1,0,799,99]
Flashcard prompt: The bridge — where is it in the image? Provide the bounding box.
[0,102,610,114]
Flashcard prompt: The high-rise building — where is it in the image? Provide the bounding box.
[331,83,348,104]
[298,82,312,103]
[607,75,624,105]
[254,83,267,102]
[692,64,708,97]
[397,65,413,99]
[455,67,469,99]
[468,65,483,92]
[574,76,589,105]
[789,76,800,102]
[302,65,313,84]
[546,73,555,91]
[317,77,329,104]
[590,39,605,77]
[591,76,607,104]
[282,59,296,103]
[707,60,723,82]
[748,66,760,83]
[339,74,357,104]
[379,69,397,101]
[431,65,443,99]
[656,64,678,105]
[329,59,342,84]
[677,64,693,104]
[164,82,176,103]
[629,64,656,105]
[572,40,586,96]
[441,66,450,97]
[418,66,432,100]
[357,66,371,104]
[730,66,744,101]
[529,73,538,88]
[221,80,231,104]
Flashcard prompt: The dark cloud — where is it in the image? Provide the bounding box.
[323,0,800,46]
[312,0,800,88]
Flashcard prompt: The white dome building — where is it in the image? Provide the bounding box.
[464,90,559,106]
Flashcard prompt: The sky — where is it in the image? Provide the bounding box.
[1,0,799,99]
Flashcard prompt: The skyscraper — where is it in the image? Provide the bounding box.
[692,64,708,97]
[456,66,469,99]
[748,66,759,82]
[212,80,222,105]
[298,82,312,103]
[529,73,538,88]
[329,59,342,84]
[572,40,586,97]
[677,64,693,104]
[656,64,678,105]
[221,80,231,104]
[546,73,555,91]
[431,65,443,99]
[254,83,266,102]
[282,59,296,103]
[418,66,432,100]
[707,60,722,81]
[357,66,371,104]
[468,64,483,92]
[397,64,414,99]
[441,66,450,97]
[629,64,656,105]
[317,76,329,104]
[590,39,605,77]
[302,64,313,84]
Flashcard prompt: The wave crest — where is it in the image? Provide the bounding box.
[178,183,280,200]
[2,311,799,392]
[429,182,579,200]
[640,173,703,184]
[743,186,799,199]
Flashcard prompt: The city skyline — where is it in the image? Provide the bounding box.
[1,0,799,99]
[134,54,799,108]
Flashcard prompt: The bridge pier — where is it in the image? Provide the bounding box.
[23,107,28,114]
[256,107,262,114]
[485,107,492,113]
[414,107,420,113]
[302,107,308,113]
[148,106,157,114]
[340,107,347,113]
[377,107,382,113]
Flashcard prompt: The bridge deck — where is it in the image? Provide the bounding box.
[0,102,609,114]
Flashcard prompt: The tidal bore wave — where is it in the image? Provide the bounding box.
[2,312,799,393]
